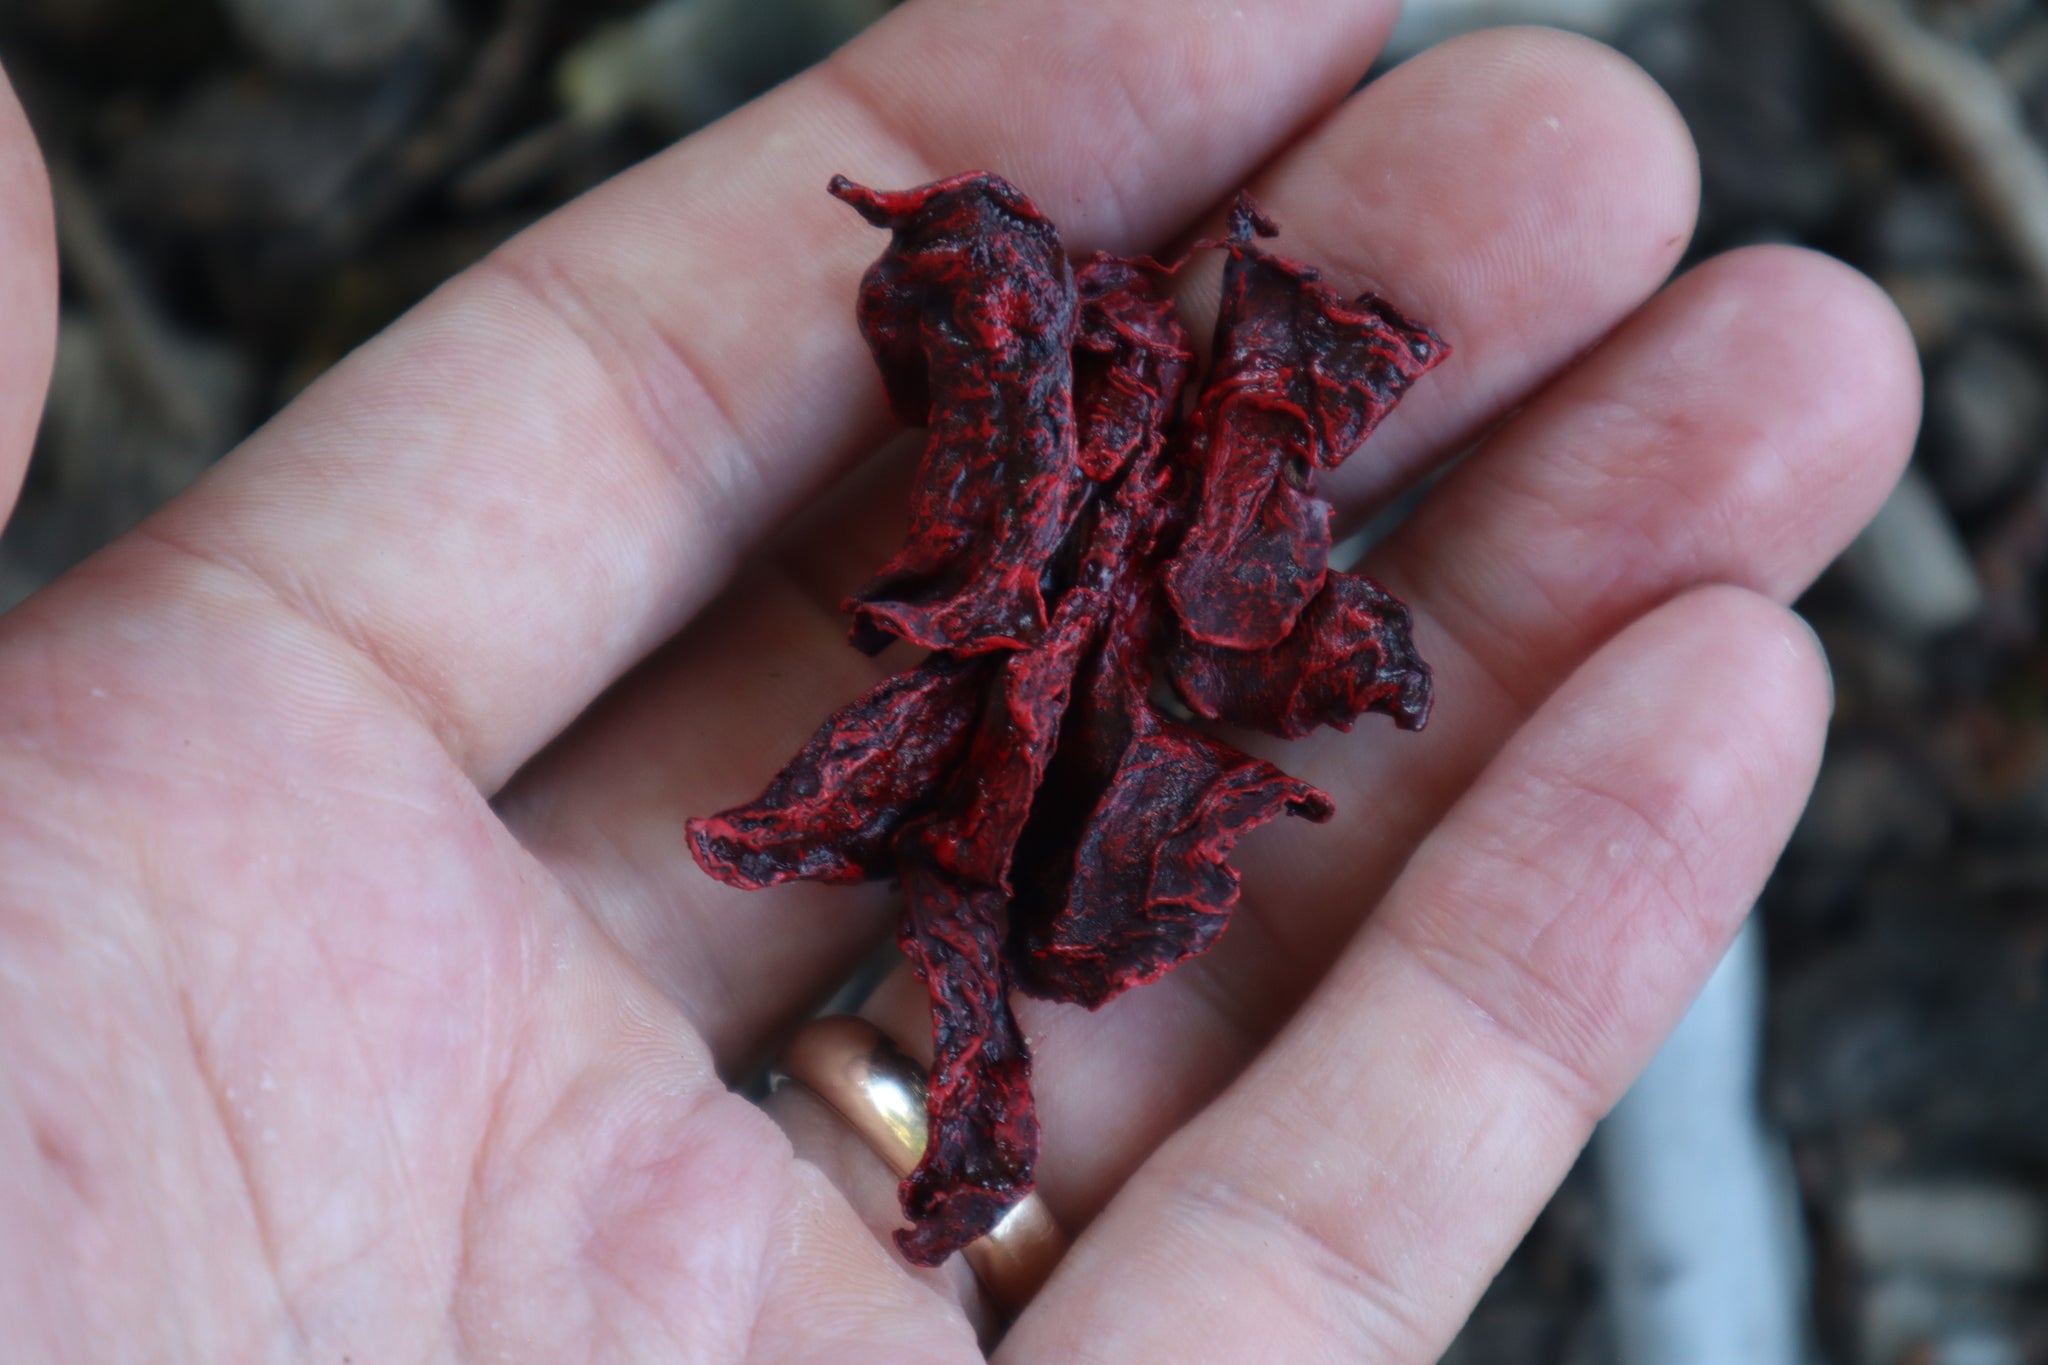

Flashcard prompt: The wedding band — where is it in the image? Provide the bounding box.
[777,1014,1067,1313]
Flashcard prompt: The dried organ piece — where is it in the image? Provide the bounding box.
[899,255,1192,895]
[1167,570,1434,740]
[684,653,990,889]
[689,173,1446,1267]
[1071,254,1191,483]
[830,172,1086,658]
[892,862,1038,1263]
[1164,197,1449,652]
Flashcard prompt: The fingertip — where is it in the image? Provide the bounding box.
[1696,580,1835,715]
[1792,605,1836,719]
[1651,244,1924,581]
[1686,242,1922,442]
[1448,25,1701,217]
[1367,25,1701,319]
[0,67,55,294]
[1625,582,1837,812]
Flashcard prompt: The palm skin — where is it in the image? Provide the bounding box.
[0,5,1919,1363]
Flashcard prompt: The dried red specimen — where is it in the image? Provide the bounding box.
[892,862,1037,1265]
[1163,198,1448,652]
[689,173,1447,1266]
[684,653,991,889]
[1167,570,1433,740]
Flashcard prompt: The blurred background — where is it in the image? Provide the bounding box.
[0,0,2040,1360]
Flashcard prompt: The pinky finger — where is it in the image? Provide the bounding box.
[1000,585,1832,1364]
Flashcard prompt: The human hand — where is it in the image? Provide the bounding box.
[0,5,1919,1360]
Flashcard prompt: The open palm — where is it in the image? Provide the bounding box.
[1,4,1918,1361]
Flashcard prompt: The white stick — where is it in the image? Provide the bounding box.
[1596,919,1809,1365]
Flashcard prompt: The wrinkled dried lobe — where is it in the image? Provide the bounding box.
[830,173,1087,658]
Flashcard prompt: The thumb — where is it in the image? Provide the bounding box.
[0,60,57,533]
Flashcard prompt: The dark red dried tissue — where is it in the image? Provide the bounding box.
[688,172,1448,1265]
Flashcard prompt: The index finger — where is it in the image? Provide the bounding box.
[59,0,1402,788]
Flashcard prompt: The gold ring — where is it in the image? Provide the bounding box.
[777,1014,1067,1313]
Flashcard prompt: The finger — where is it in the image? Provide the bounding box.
[0,64,58,528]
[498,27,1706,1065]
[857,242,1916,1243]
[1000,586,1833,1362]
[38,0,1403,792]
